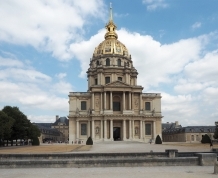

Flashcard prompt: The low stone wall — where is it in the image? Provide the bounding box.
[0,157,199,168]
[0,151,217,168]
[195,153,217,166]
[214,161,218,174]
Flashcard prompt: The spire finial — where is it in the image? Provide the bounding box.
[109,2,113,21]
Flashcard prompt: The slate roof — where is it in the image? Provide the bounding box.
[53,117,69,126]
[162,122,182,131]
[33,123,60,136]
[162,125,215,134]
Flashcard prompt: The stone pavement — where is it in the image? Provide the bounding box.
[0,141,216,177]
[0,166,216,178]
[83,141,211,153]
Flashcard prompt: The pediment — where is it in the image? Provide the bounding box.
[105,81,130,87]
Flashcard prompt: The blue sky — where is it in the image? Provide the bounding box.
[0,0,218,126]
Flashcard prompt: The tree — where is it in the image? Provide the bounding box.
[2,106,40,146]
[155,135,162,144]
[27,124,41,140]
[0,111,14,146]
[86,136,93,145]
[32,137,40,146]
[213,124,218,139]
[201,134,211,143]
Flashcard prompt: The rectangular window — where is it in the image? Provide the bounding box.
[81,101,86,110]
[95,78,98,85]
[105,77,110,84]
[81,124,87,135]
[145,102,151,110]
[145,124,151,135]
[118,77,122,81]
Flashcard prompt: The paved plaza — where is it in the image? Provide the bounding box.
[0,141,216,177]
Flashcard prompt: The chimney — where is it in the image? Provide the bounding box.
[56,115,59,121]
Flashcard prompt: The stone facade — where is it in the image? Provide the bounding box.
[162,122,215,142]
[51,115,69,142]
[68,7,163,143]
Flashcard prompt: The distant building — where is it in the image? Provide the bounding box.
[34,115,69,143]
[162,121,215,142]
[51,115,69,142]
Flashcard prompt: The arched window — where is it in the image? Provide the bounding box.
[117,59,121,66]
[96,60,100,66]
[106,58,110,66]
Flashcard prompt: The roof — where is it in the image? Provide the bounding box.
[53,117,69,126]
[162,125,216,134]
[33,123,60,136]
[162,122,182,131]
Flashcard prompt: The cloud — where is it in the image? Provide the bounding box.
[0,56,72,120]
[69,27,218,126]
[192,22,202,30]
[55,73,67,79]
[142,0,169,11]
[0,0,105,61]
[28,115,56,123]
[114,13,129,18]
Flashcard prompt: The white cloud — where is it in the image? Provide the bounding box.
[70,29,105,78]
[0,68,51,83]
[0,57,24,68]
[114,13,129,18]
[142,0,169,11]
[55,73,67,79]
[0,0,105,61]
[69,27,218,126]
[28,115,57,123]
[192,22,202,30]
[0,56,72,120]
[52,81,73,95]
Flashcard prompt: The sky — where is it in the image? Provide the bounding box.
[0,0,218,126]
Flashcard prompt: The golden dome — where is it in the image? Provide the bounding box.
[93,4,129,57]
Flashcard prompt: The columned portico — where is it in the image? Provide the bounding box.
[101,120,103,140]
[123,92,125,110]
[129,119,132,140]
[110,91,112,110]
[129,92,131,110]
[104,119,107,140]
[110,119,113,141]
[132,120,134,139]
[92,120,95,139]
[76,120,79,140]
[140,120,143,140]
[104,92,106,110]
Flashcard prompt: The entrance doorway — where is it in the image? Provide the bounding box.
[113,127,121,141]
